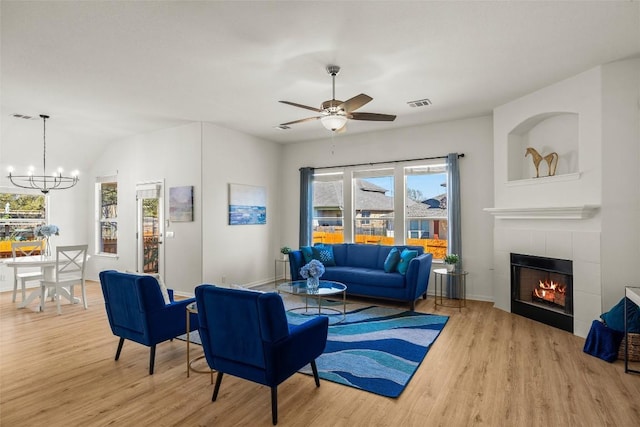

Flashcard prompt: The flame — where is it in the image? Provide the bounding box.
[538,280,566,294]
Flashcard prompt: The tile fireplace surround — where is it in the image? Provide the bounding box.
[488,206,600,338]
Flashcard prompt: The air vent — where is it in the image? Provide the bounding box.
[407,99,432,108]
[12,113,37,120]
[275,125,291,130]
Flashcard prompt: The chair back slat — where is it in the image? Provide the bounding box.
[11,241,44,258]
[55,245,88,279]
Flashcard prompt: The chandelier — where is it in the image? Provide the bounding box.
[7,114,79,194]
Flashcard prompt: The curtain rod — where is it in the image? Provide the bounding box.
[303,153,464,171]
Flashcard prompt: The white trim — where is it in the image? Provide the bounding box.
[483,205,599,220]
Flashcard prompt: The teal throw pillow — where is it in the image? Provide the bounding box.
[312,245,336,267]
[601,297,640,333]
[300,246,314,264]
[383,247,401,273]
[396,249,418,275]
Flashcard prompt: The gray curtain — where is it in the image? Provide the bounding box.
[299,167,314,247]
[447,153,462,298]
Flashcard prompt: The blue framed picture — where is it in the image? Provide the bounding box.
[228,183,266,225]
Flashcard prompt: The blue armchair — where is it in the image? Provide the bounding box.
[195,285,328,425]
[99,270,199,375]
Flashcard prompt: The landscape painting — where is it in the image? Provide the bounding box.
[169,186,194,222]
[228,183,266,225]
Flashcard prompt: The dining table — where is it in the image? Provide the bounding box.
[3,255,83,311]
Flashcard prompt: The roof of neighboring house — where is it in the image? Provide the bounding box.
[314,180,447,218]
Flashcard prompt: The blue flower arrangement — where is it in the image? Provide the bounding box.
[34,224,60,237]
[299,259,325,279]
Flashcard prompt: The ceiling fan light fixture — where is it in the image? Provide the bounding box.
[320,115,347,131]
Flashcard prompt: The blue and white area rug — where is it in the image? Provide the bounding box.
[287,306,448,398]
[179,305,448,398]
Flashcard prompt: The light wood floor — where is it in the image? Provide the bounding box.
[1,282,638,426]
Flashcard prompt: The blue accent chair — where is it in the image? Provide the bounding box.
[195,285,328,425]
[99,270,199,375]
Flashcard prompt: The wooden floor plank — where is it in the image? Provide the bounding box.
[1,282,639,426]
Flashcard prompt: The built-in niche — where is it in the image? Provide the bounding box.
[507,112,579,182]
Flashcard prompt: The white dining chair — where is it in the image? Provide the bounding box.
[11,241,45,303]
[40,244,88,314]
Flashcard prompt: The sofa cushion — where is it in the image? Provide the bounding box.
[383,247,401,273]
[312,245,336,266]
[345,244,382,269]
[396,249,418,275]
[301,246,314,263]
[322,266,406,289]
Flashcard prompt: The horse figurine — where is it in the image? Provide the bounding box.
[525,147,558,178]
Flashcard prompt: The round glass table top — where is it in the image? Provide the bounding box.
[277,280,346,296]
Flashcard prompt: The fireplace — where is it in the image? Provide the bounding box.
[511,253,573,333]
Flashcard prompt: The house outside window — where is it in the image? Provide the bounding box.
[0,192,46,257]
[310,161,449,260]
[96,176,118,255]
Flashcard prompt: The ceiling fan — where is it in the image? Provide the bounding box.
[279,65,396,132]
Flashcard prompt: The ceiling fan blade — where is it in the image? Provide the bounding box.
[339,94,373,113]
[280,116,322,126]
[279,100,322,113]
[350,112,397,122]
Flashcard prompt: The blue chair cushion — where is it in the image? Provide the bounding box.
[396,248,418,275]
[383,247,401,273]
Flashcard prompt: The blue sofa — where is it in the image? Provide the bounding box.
[288,243,433,310]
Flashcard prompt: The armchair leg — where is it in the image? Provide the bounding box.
[422,292,427,300]
[310,360,320,387]
[212,372,224,401]
[115,338,125,360]
[149,345,156,375]
[271,386,278,425]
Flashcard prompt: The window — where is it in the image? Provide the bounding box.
[312,172,344,244]
[0,192,46,257]
[353,169,394,245]
[405,163,448,260]
[96,176,118,255]
[309,161,450,260]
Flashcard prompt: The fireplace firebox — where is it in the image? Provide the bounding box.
[511,253,573,333]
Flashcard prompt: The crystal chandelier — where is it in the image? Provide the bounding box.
[7,114,79,194]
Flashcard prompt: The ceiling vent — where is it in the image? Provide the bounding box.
[407,99,432,108]
[12,113,37,120]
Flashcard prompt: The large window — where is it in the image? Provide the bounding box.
[0,192,46,257]
[310,161,450,260]
[96,177,118,255]
[312,172,344,244]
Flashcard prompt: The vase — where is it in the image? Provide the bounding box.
[306,276,319,294]
[446,263,455,272]
[43,238,51,257]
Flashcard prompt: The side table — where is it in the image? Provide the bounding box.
[186,302,214,383]
[433,268,468,312]
[274,257,290,287]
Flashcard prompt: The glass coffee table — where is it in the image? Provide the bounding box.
[277,280,347,324]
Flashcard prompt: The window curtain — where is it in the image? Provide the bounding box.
[299,167,314,247]
[447,153,462,298]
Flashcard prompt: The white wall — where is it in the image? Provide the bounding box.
[280,115,495,301]
[600,58,640,311]
[201,122,281,288]
[86,122,204,294]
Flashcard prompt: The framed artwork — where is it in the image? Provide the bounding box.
[169,186,194,222]
[228,183,266,225]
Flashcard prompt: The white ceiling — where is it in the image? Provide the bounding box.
[1,1,639,171]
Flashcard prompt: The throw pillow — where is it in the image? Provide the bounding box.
[301,246,314,264]
[383,247,401,273]
[601,297,640,333]
[396,249,418,275]
[311,245,336,267]
[126,270,171,305]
